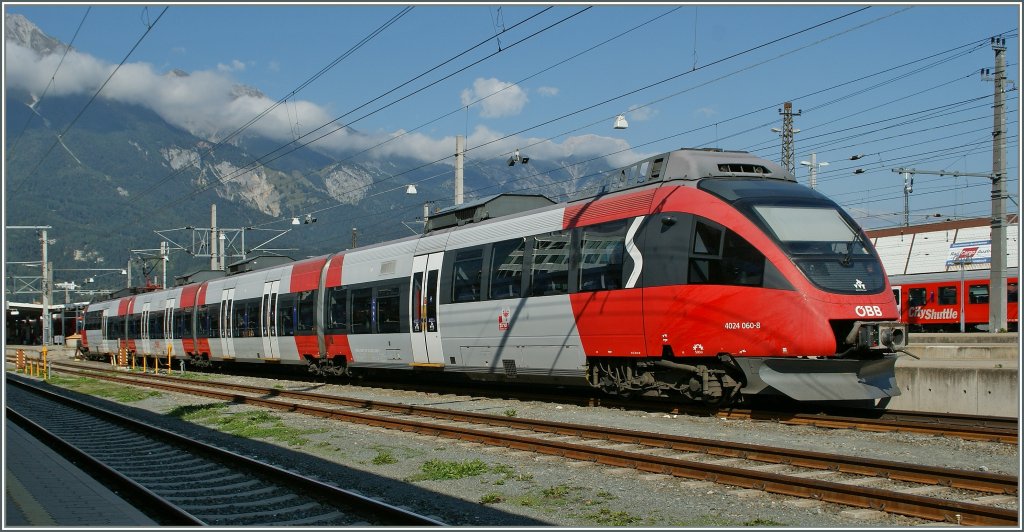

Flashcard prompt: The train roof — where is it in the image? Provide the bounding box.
[425,194,556,233]
[575,148,797,202]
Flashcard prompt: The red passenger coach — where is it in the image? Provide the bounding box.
[80,148,909,406]
[891,272,1019,332]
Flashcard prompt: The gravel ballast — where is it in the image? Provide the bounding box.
[25,363,1020,528]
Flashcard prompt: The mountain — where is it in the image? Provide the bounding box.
[4,13,616,300]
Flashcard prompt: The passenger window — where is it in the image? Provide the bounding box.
[326,287,348,333]
[938,285,957,305]
[277,294,296,336]
[1008,282,1018,303]
[490,238,525,299]
[350,288,372,334]
[296,290,317,334]
[530,231,571,296]
[579,220,626,292]
[451,248,483,303]
[908,288,927,307]
[968,284,989,304]
[376,285,401,333]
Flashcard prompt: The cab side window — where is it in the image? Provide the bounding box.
[688,219,765,287]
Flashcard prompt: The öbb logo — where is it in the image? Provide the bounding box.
[854,305,883,317]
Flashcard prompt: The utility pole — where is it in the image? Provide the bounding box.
[455,135,465,206]
[893,167,1005,332]
[41,229,51,345]
[160,241,168,289]
[7,226,54,344]
[775,102,801,175]
[799,153,828,190]
[351,227,358,249]
[901,170,913,228]
[985,36,1008,332]
[210,204,218,270]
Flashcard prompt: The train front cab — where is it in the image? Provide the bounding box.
[679,177,907,404]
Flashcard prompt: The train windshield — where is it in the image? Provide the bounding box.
[750,204,886,294]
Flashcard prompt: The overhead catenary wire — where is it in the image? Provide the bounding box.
[245,4,880,233]
[39,6,1007,255]
[135,6,584,227]
[248,5,881,230]
[131,5,415,201]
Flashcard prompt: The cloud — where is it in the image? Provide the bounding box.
[217,59,247,72]
[460,77,528,118]
[537,86,559,97]
[5,39,640,170]
[694,106,717,118]
[627,104,657,122]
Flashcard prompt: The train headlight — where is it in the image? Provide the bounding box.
[846,321,908,351]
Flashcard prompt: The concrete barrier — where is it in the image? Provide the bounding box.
[889,358,1018,417]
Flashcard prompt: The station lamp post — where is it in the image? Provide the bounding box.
[799,153,828,189]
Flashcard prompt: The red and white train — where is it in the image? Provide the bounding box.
[891,271,1019,332]
[80,148,908,405]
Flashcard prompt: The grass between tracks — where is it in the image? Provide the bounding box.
[166,403,325,446]
[46,375,161,402]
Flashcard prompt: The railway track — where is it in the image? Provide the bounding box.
[5,375,444,527]
[13,354,1017,444]
[28,363,1019,526]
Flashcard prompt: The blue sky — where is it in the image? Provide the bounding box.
[5,2,1021,229]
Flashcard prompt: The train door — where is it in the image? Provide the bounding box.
[410,252,444,364]
[220,288,235,357]
[141,302,151,354]
[101,314,109,352]
[261,280,281,359]
[164,299,175,355]
[891,286,902,321]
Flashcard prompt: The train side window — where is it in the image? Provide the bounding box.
[530,230,571,296]
[128,315,140,340]
[296,290,317,335]
[233,299,253,337]
[175,309,192,339]
[376,285,401,333]
[276,294,296,336]
[490,238,525,299]
[209,303,220,338]
[326,287,348,333]
[351,288,373,334]
[195,306,207,337]
[968,284,989,304]
[451,248,483,303]
[908,288,927,307]
[579,220,626,292]
[938,285,957,305]
[1009,282,1018,303]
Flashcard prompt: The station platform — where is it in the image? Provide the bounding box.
[886,332,1019,417]
[4,418,158,526]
